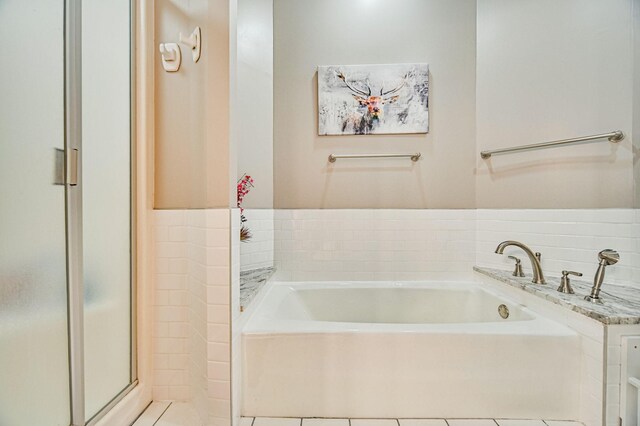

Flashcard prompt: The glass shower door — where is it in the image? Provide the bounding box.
[82,0,134,420]
[0,1,70,425]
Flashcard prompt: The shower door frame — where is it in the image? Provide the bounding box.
[64,0,138,425]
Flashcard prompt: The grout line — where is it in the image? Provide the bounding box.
[151,402,172,426]
[128,401,154,426]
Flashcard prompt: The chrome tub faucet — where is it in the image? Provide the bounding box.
[495,240,546,284]
[584,249,620,304]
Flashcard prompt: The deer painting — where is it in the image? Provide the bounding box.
[318,63,429,136]
[336,71,406,134]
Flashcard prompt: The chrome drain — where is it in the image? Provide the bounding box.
[498,304,510,319]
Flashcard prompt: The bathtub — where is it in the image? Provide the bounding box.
[242,281,580,420]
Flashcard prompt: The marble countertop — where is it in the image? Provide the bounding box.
[474,266,640,325]
[240,266,275,311]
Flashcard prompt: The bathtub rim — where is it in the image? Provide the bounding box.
[242,279,578,336]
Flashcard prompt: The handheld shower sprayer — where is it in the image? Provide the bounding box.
[584,249,619,304]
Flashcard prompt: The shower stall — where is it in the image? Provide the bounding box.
[0,0,136,425]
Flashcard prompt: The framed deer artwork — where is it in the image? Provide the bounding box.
[318,63,429,136]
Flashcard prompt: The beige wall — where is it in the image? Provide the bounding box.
[273,0,477,209]
[272,0,636,209]
[154,0,233,209]
[236,0,274,208]
[476,0,635,209]
[154,0,637,209]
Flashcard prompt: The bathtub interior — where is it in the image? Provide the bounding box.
[277,284,534,324]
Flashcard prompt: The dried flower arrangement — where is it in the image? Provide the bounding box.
[237,174,254,242]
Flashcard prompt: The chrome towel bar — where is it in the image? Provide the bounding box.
[328,153,421,163]
[480,130,624,159]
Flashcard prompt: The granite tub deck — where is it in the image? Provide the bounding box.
[240,266,275,311]
[474,266,640,325]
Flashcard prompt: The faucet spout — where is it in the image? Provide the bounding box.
[495,240,546,284]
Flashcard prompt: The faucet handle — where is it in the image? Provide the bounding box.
[535,252,542,262]
[508,256,525,277]
[558,270,582,294]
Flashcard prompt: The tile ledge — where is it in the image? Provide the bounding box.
[474,266,640,325]
[240,266,276,311]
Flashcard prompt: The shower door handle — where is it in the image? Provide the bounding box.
[68,148,79,186]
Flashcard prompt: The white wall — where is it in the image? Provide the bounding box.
[273,209,636,289]
[476,209,635,287]
[237,0,274,208]
[476,0,635,209]
[239,209,274,272]
[153,210,233,425]
[273,210,477,281]
[153,211,190,402]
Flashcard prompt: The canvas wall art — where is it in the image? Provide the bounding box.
[318,63,429,136]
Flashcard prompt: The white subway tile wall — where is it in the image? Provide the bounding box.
[153,210,232,425]
[240,209,275,271]
[154,208,639,426]
[154,210,190,402]
[231,209,243,426]
[273,209,477,281]
[633,210,640,285]
[273,209,637,287]
[476,209,636,287]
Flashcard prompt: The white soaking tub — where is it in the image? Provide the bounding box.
[242,281,581,420]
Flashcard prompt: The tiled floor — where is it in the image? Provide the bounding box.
[132,402,203,425]
[133,405,584,426]
[244,419,584,426]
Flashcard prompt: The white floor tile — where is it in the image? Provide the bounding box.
[496,421,546,426]
[302,420,350,426]
[446,420,497,426]
[155,402,204,426]
[253,418,301,426]
[240,418,255,426]
[543,422,583,426]
[399,421,448,426]
[132,401,171,426]
[351,420,398,426]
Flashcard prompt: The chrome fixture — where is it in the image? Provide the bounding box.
[328,152,421,163]
[508,255,525,277]
[498,304,510,319]
[585,249,620,304]
[495,241,546,284]
[480,130,624,159]
[558,270,582,294]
